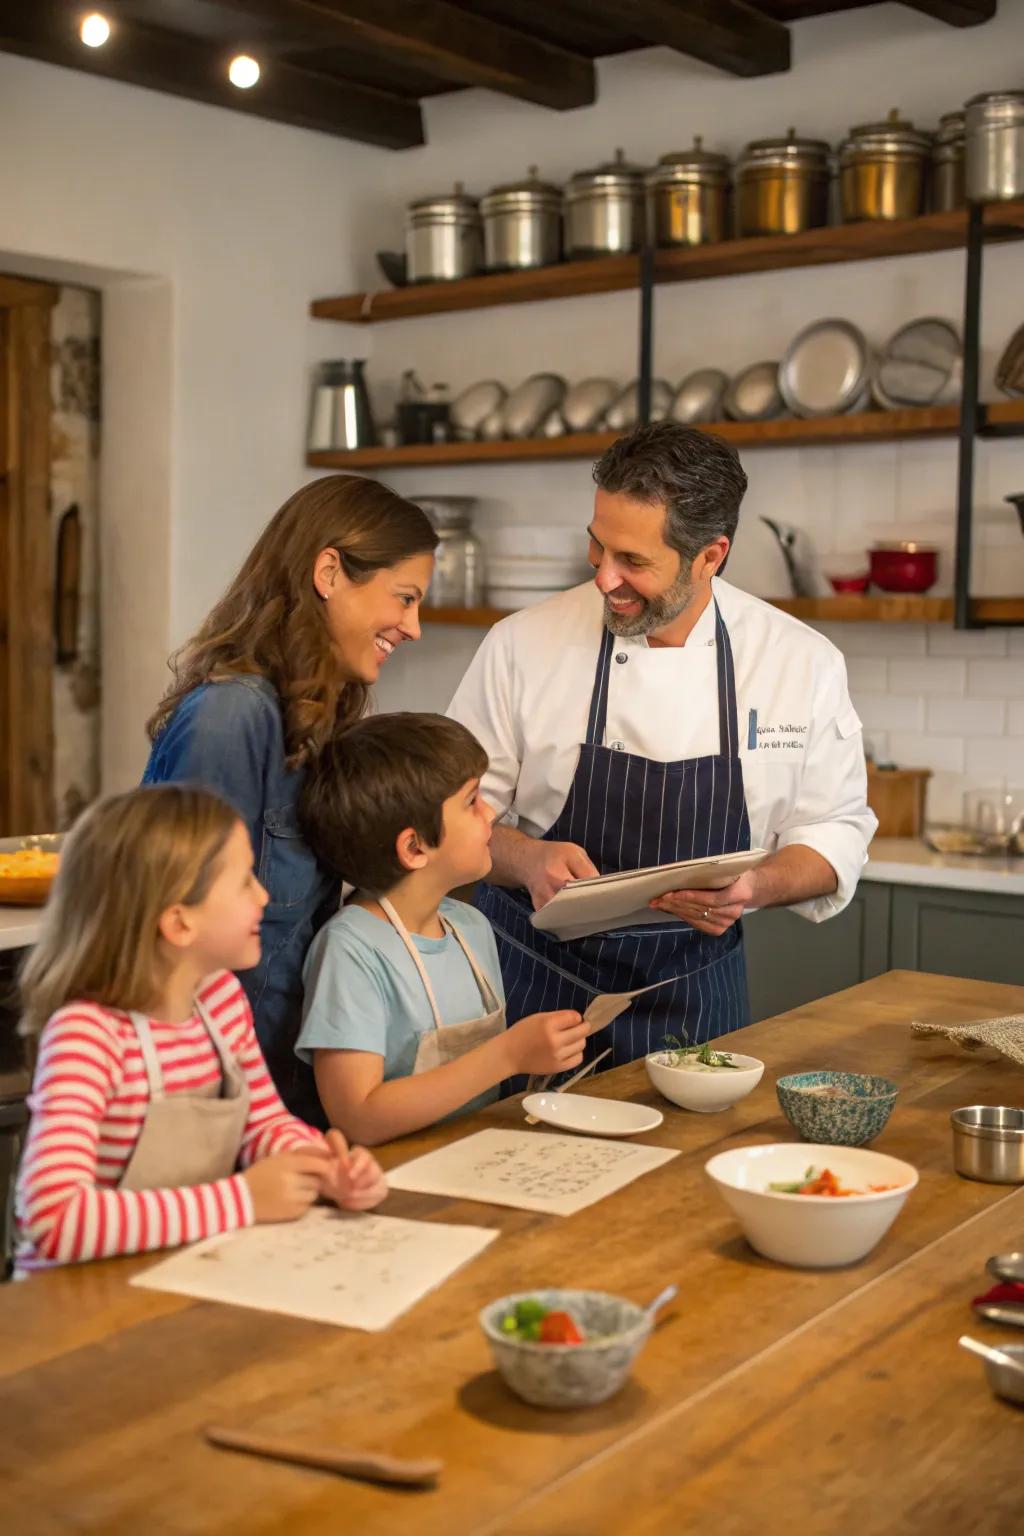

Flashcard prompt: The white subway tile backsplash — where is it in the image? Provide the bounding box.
[1009,632,1024,657]
[926,697,1006,735]
[889,658,966,696]
[888,732,966,773]
[855,693,926,732]
[822,625,928,658]
[926,772,970,823]
[965,737,1024,779]
[1009,701,1024,737]
[926,626,1009,658]
[845,657,888,692]
[967,658,1024,697]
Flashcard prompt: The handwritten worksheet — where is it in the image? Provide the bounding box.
[131,1209,498,1331]
[387,1129,679,1216]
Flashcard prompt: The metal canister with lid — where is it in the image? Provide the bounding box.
[480,167,562,272]
[416,496,485,608]
[965,90,1024,202]
[405,183,482,283]
[564,149,646,257]
[646,137,730,247]
[931,110,965,211]
[735,129,831,237]
[839,109,931,221]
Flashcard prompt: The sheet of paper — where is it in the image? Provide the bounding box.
[386,1128,679,1216]
[583,973,686,1034]
[130,1208,498,1332]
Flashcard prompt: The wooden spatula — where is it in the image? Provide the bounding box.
[204,1424,443,1488]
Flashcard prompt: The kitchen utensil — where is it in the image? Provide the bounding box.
[828,572,870,593]
[1005,493,1024,535]
[487,554,589,590]
[963,786,1024,851]
[670,367,728,424]
[565,148,646,257]
[965,90,1024,202]
[561,377,619,433]
[867,764,932,838]
[479,406,505,441]
[874,317,962,407]
[416,497,484,608]
[931,111,965,211]
[951,1106,1024,1184]
[522,1092,664,1138]
[645,1285,678,1322]
[524,1047,613,1123]
[501,373,566,438]
[724,362,784,422]
[481,167,562,272]
[958,1335,1024,1372]
[311,359,376,451]
[974,1303,1024,1329]
[704,1143,918,1269]
[647,137,730,247]
[450,380,506,439]
[405,183,482,283]
[995,324,1024,397]
[988,1253,1024,1285]
[779,318,871,418]
[735,130,831,237]
[603,378,673,431]
[396,372,450,446]
[204,1425,442,1488]
[645,1050,763,1114]
[840,108,930,222]
[479,1288,654,1408]
[375,249,408,288]
[540,409,565,438]
[775,1071,899,1147]
[868,542,937,594]
[959,1337,1024,1405]
[760,517,802,594]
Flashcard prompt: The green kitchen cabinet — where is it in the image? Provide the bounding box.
[890,885,1024,987]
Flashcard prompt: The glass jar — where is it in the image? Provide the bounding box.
[417,498,485,608]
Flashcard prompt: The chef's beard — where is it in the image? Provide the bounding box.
[603,566,694,637]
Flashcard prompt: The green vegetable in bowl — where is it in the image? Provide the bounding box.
[662,1033,739,1070]
[500,1299,585,1345]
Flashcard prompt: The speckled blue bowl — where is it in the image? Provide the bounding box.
[776,1071,899,1147]
[480,1289,651,1409]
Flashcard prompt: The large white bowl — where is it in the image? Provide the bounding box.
[645,1050,764,1113]
[705,1143,918,1268]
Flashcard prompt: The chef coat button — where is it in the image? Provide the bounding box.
[612,739,626,751]
[615,652,628,665]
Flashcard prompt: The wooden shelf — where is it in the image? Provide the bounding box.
[311,201,1024,325]
[420,596,1024,628]
[307,399,1024,471]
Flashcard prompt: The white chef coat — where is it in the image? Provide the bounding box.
[446,576,877,924]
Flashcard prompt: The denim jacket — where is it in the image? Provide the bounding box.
[143,676,338,1124]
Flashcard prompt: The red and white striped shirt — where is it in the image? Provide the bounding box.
[16,970,322,1272]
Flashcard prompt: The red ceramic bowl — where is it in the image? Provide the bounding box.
[828,573,870,594]
[868,543,938,594]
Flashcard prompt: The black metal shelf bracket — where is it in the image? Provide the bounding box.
[953,201,984,630]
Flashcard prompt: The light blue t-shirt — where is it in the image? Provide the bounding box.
[297,898,506,1115]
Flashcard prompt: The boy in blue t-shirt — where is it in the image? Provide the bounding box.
[296,713,585,1144]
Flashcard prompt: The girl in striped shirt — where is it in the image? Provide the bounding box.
[15,785,387,1273]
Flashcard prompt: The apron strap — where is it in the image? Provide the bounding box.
[440,914,503,1016]
[129,1013,165,1101]
[194,991,245,1098]
[585,628,616,747]
[378,897,445,1032]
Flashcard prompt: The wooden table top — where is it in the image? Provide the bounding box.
[3,970,1024,1536]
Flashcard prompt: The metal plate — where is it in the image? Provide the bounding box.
[501,373,567,438]
[780,319,870,418]
[451,380,507,435]
[603,378,673,431]
[561,377,619,433]
[671,367,728,424]
[723,361,783,422]
[876,316,962,406]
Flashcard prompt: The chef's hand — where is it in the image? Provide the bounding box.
[524,840,599,911]
[318,1128,388,1211]
[650,872,757,937]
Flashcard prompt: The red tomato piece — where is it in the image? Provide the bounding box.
[538,1310,584,1345]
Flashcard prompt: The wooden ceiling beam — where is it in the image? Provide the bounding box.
[213,0,596,110]
[0,0,424,148]
[583,0,791,76]
[898,0,997,23]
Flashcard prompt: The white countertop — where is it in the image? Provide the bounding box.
[863,837,1024,897]
[0,906,43,952]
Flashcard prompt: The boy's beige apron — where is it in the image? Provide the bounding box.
[378,898,505,1072]
[119,996,250,1190]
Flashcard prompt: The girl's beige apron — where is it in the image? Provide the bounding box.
[378,898,505,1072]
[119,996,250,1190]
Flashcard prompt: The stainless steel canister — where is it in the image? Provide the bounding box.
[839,109,931,221]
[965,90,1024,202]
[931,110,965,211]
[481,167,562,272]
[405,183,482,283]
[951,1106,1024,1184]
[564,149,646,257]
[647,137,730,247]
[735,130,831,237]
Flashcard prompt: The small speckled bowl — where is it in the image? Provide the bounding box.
[479,1289,651,1409]
[776,1071,899,1147]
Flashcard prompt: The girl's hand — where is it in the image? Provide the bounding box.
[243,1144,332,1223]
[320,1128,388,1211]
[506,1009,586,1075]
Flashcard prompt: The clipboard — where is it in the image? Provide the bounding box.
[529,847,769,942]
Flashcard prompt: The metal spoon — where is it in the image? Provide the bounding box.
[645,1284,678,1321]
[958,1335,1024,1373]
[987,1252,1024,1284]
[974,1302,1024,1328]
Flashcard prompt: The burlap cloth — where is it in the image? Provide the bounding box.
[912,1014,1024,1066]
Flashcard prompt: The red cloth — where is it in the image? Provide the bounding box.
[972,1281,1024,1308]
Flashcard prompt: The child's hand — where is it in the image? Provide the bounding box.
[507,1009,587,1075]
[319,1128,388,1212]
[243,1144,333,1223]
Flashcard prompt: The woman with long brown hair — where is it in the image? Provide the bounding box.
[143,475,437,1121]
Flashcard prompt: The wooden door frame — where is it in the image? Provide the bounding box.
[0,274,58,834]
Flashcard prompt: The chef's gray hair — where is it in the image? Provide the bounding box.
[593,422,748,564]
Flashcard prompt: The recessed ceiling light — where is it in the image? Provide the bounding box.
[80,12,111,48]
[228,55,260,89]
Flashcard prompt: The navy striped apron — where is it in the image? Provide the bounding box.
[476,600,751,1080]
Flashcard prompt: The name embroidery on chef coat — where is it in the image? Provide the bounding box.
[747,708,808,752]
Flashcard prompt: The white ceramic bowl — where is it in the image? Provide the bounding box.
[705,1143,918,1268]
[645,1050,764,1113]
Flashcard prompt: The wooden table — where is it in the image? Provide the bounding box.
[3,971,1024,1535]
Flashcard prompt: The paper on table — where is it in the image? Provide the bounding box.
[130,1208,498,1332]
[386,1128,679,1217]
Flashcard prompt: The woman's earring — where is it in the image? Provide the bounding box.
[320,589,330,602]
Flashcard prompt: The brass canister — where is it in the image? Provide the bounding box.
[840,108,931,222]
[646,137,730,247]
[931,110,965,212]
[735,129,831,237]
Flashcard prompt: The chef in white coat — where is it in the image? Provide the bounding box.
[447,422,876,1070]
